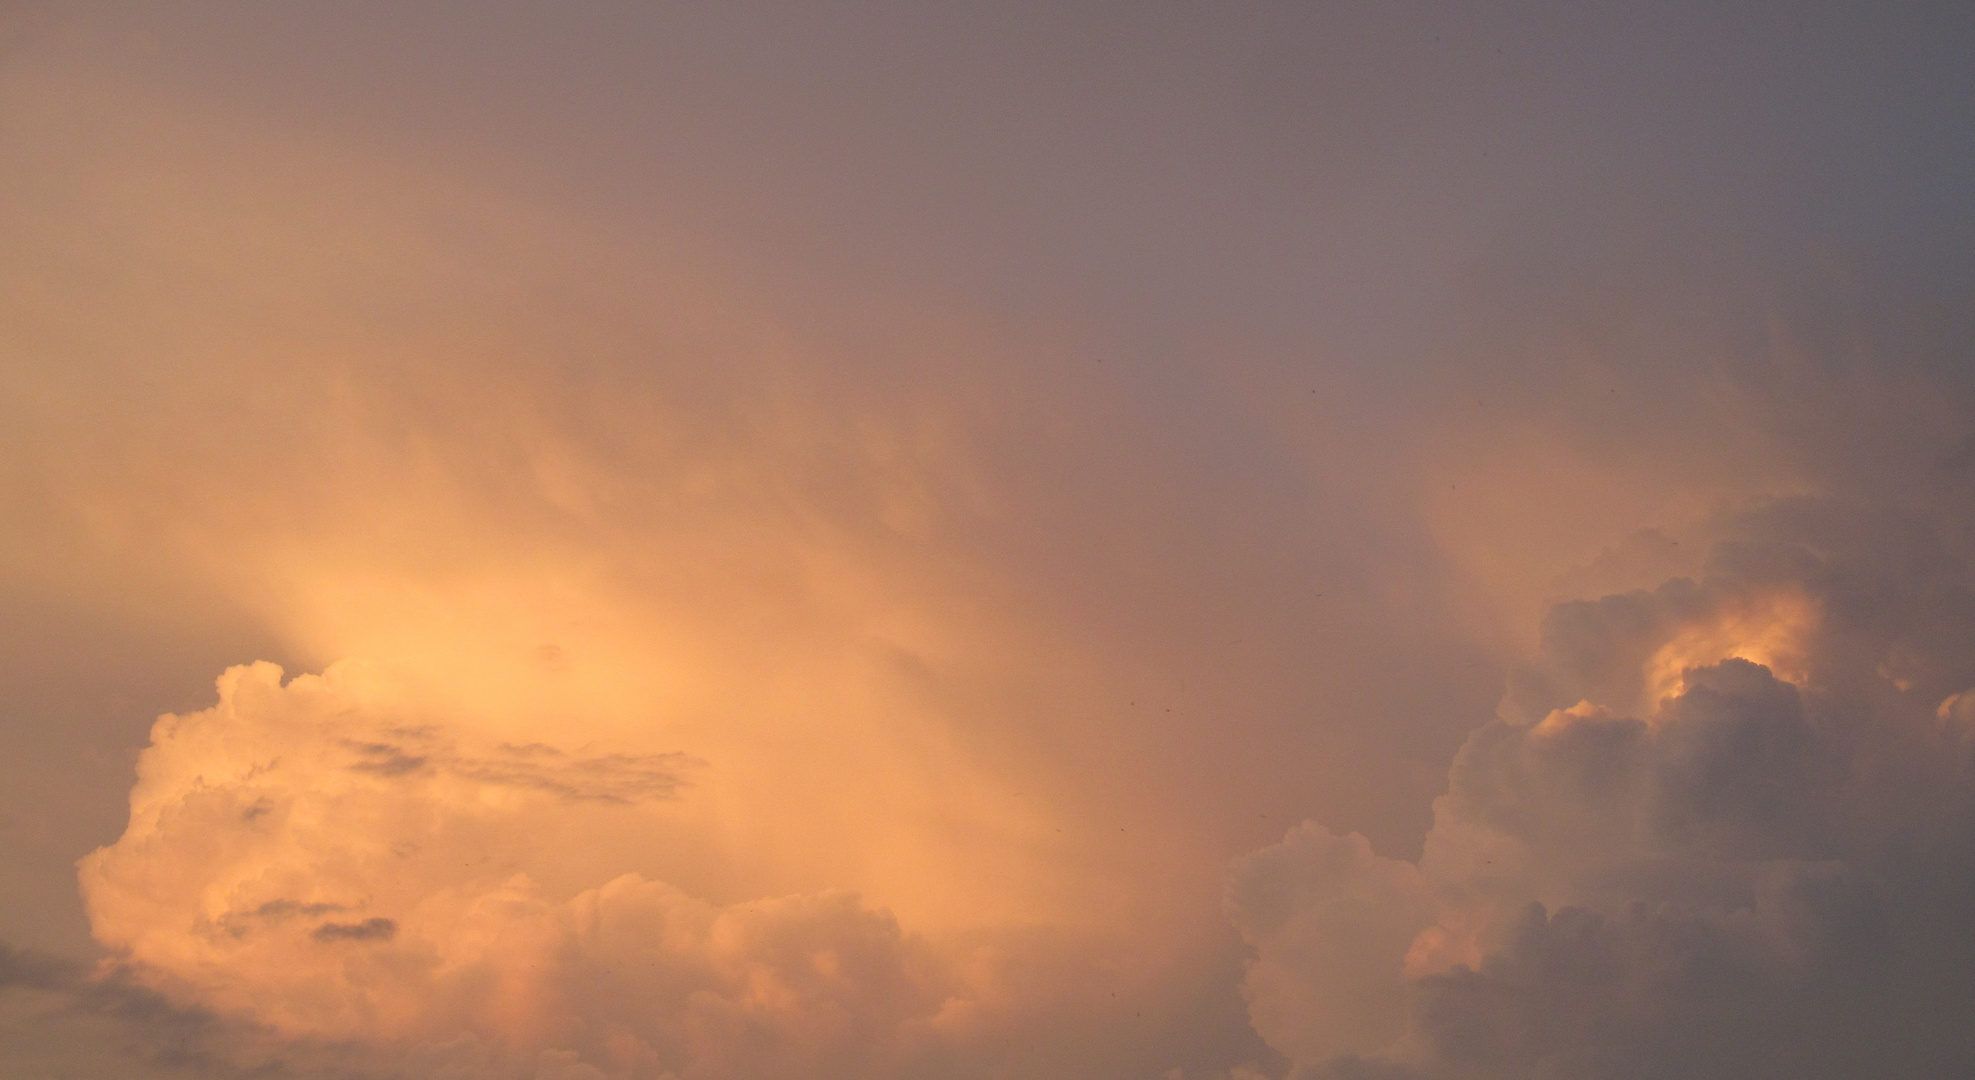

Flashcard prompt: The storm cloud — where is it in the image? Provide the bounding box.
[1232,503,1975,1078]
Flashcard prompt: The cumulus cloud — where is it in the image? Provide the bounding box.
[1225,825,1433,1065]
[75,661,991,1079]
[1230,501,1975,1078]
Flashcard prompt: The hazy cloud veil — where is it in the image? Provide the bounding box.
[4,3,1975,1079]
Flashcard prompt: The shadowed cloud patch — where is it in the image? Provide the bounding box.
[337,733,697,803]
[311,918,397,943]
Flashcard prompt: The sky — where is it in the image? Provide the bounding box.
[4,3,1975,1078]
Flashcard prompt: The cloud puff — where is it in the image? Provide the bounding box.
[1225,826,1433,1065]
[75,661,981,1079]
[1229,501,1975,1078]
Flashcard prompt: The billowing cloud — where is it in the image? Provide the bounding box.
[76,659,1266,1079]
[1231,502,1975,1078]
[75,661,974,1077]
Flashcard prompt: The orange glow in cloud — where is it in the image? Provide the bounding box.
[1644,589,1820,709]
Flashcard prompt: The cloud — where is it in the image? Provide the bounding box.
[310,917,397,943]
[1225,825,1432,1065]
[1,64,1313,1076]
[1230,501,1975,1078]
[11,8,1975,1079]
[74,660,1000,1078]
[0,938,300,1079]
[70,659,1262,1080]
[327,732,697,805]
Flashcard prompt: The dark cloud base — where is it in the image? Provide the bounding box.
[0,940,320,1079]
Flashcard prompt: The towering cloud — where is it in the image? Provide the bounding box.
[1231,502,1975,1078]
